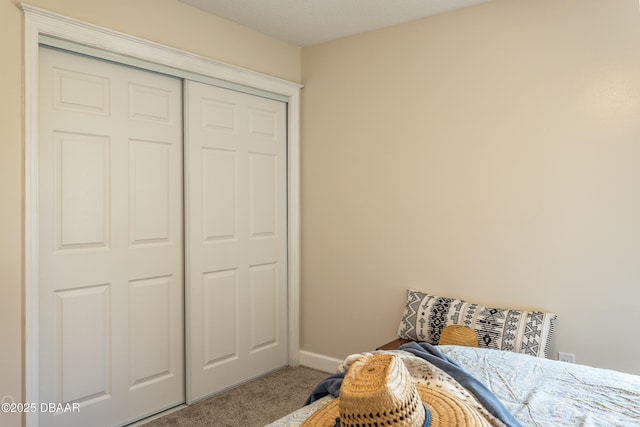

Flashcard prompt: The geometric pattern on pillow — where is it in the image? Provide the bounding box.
[397,289,557,358]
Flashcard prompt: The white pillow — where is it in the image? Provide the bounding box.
[397,289,557,358]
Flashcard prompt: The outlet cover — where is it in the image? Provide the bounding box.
[558,352,575,363]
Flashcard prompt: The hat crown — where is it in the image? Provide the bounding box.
[338,354,426,427]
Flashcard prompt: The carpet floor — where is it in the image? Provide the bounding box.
[139,366,329,427]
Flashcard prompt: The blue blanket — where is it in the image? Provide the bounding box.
[304,342,522,427]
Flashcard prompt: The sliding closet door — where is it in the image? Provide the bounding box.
[38,47,184,426]
[186,81,288,400]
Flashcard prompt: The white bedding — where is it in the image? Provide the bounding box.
[267,346,640,426]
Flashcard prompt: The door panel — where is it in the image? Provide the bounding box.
[129,276,173,387]
[57,132,110,249]
[250,262,279,350]
[186,81,288,401]
[129,140,173,244]
[39,47,184,427]
[203,269,238,365]
[202,147,237,240]
[56,285,111,404]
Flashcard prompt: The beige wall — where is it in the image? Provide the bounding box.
[0,1,299,426]
[300,0,640,375]
[1,2,24,427]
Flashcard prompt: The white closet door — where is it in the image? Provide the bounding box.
[38,47,184,426]
[185,81,288,401]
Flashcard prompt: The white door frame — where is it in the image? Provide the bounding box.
[23,4,302,426]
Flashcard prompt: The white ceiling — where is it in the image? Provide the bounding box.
[179,0,492,47]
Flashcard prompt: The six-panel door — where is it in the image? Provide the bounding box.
[185,81,288,401]
[38,47,185,426]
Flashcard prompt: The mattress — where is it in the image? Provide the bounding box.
[267,346,640,426]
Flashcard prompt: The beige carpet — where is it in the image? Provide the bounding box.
[140,366,329,427]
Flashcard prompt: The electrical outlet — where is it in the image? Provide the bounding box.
[558,352,575,363]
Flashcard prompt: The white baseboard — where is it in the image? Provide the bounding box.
[298,350,343,373]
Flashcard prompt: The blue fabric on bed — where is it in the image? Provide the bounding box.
[304,371,344,405]
[304,342,521,427]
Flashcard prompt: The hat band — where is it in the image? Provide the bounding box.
[331,404,431,427]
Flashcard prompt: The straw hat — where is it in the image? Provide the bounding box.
[438,325,479,347]
[302,354,493,427]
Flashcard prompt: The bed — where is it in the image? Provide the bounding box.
[268,289,640,426]
[268,344,640,426]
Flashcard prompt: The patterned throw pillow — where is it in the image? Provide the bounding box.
[397,289,557,358]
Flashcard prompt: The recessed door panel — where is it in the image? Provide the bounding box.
[202,99,237,132]
[249,153,277,238]
[53,67,109,115]
[129,84,173,124]
[129,140,172,244]
[202,148,237,241]
[248,107,277,139]
[250,263,278,351]
[129,276,172,388]
[203,269,238,365]
[56,132,110,250]
[56,284,111,404]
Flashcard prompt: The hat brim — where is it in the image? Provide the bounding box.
[301,383,494,427]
